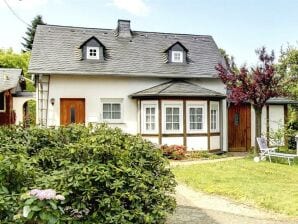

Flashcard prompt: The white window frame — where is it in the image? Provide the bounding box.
[86,46,100,60]
[141,101,158,134]
[186,102,207,133]
[0,92,6,112]
[162,101,183,134]
[210,101,220,132]
[100,98,123,123]
[171,51,183,63]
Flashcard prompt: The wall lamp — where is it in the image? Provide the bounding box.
[50,98,55,106]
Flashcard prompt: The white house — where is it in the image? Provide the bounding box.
[29,19,294,152]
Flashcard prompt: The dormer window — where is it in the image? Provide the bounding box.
[87,47,100,60]
[172,51,183,63]
[79,36,106,61]
[164,41,189,64]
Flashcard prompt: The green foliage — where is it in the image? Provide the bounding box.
[160,145,187,160]
[22,15,46,52]
[15,190,65,224]
[186,151,228,160]
[278,45,298,99]
[0,125,176,223]
[0,48,34,91]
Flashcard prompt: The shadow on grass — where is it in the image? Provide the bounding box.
[166,205,219,224]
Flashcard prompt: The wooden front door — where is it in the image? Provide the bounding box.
[60,98,85,125]
[228,104,251,152]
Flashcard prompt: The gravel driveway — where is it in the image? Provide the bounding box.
[167,184,298,224]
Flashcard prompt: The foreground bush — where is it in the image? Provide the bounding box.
[0,125,176,223]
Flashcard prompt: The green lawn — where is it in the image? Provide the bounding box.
[172,159,298,217]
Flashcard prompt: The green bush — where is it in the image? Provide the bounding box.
[0,125,176,223]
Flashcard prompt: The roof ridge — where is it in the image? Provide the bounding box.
[157,81,174,94]
[37,24,212,38]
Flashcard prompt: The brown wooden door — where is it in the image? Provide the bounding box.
[60,98,85,126]
[228,104,251,152]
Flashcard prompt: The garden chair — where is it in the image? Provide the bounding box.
[256,137,276,160]
[256,136,297,165]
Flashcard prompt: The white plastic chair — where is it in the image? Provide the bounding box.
[256,137,276,160]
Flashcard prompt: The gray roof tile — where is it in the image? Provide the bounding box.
[130,80,226,98]
[29,24,224,78]
[0,68,22,92]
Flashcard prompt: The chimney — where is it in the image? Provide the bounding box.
[117,19,131,38]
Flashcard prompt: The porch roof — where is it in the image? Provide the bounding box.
[130,80,226,99]
[266,97,298,105]
[0,68,23,92]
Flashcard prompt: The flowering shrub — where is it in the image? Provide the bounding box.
[161,145,187,160]
[14,189,65,224]
[0,125,176,223]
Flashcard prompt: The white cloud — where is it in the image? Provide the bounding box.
[0,0,48,10]
[111,0,150,16]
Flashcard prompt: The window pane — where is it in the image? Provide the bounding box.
[166,107,172,114]
[173,108,179,114]
[103,104,111,112]
[151,108,155,114]
[112,104,120,112]
[146,108,150,114]
[151,123,155,130]
[173,115,179,122]
[103,112,111,119]
[166,115,172,122]
[166,123,172,130]
[70,107,76,123]
[112,112,121,119]
[173,123,179,130]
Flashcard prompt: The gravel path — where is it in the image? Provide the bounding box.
[167,184,298,224]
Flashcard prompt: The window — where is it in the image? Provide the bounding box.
[189,107,203,130]
[166,107,180,130]
[172,51,183,63]
[101,99,123,123]
[162,102,183,133]
[87,46,99,59]
[0,92,5,112]
[186,102,206,132]
[210,102,219,132]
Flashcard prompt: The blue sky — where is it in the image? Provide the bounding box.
[1,0,298,66]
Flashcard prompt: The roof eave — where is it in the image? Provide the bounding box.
[28,70,219,78]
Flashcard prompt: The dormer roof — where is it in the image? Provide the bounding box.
[79,36,106,49]
[164,41,189,53]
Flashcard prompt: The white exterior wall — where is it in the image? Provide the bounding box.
[250,105,285,147]
[42,75,227,151]
[47,75,166,134]
[13,96,35,125]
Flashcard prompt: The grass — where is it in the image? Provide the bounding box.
[172,158,298,217]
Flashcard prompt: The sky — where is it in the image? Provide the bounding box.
[1,0,298,66]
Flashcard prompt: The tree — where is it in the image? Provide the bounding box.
[0,48,33,91]
[22,15,45,52]
[278,45,298,99]
[219,48,238,73]
[216,47,284,153]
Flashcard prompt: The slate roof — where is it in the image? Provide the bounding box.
[130,80,226,98]
[0,68,22,92]
[29,24,224,78]
[266,97,298,105]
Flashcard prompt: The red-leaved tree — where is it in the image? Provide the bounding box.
[216,47,284,153]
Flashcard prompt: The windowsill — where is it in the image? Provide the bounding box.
[102,120,125,124]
